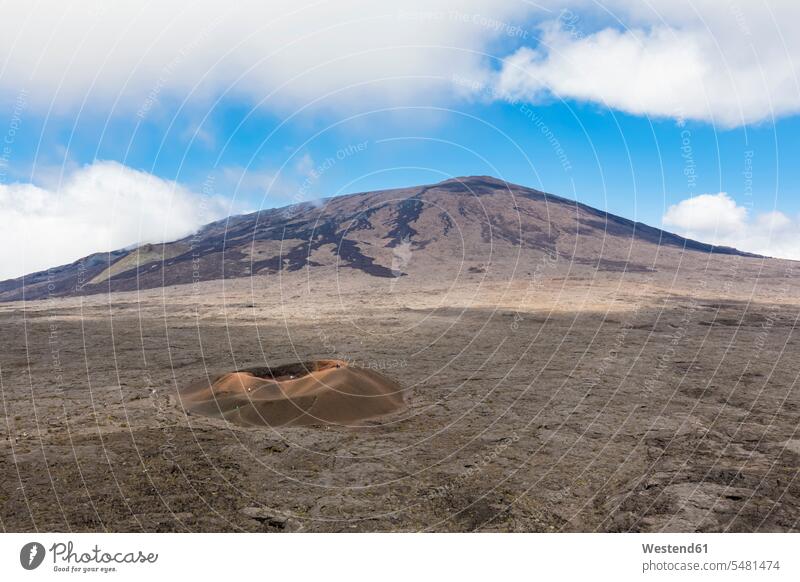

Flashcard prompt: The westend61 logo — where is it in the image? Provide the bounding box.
[19,541,158,574]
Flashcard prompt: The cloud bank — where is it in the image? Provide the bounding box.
[495,1,800,126]
[0,162,232,280]
[0,0,534,115]
[2,1,798,125]
[663,192,800,260]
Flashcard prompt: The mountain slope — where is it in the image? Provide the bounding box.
[0,176,758,302]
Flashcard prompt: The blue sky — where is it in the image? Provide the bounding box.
[9,94,797,224]
[1,1,799,278]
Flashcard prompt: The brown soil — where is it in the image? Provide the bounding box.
[1,261,798,532]
[180,360,405,427]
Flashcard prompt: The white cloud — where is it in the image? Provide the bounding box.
[663,193,800,259]
[662,193,747,236]
[0,161,233,280]
[494,1,800,126]
[294,153,316,177]
[0,0,539,115]
[2,2,798,126]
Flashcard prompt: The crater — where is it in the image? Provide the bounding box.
[179,359,405,427]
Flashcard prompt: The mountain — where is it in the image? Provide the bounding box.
[0,175,758,302]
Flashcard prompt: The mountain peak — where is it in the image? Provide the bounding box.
[428,175,520,191]
[0,177,759,302]
[435,175,511,186]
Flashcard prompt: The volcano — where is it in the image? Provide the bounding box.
[0,175,756,302]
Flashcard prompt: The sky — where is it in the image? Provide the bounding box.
[1,0,799,279]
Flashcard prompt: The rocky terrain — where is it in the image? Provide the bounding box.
[0,176,797,532]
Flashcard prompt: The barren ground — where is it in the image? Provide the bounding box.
[1,263,799,532]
